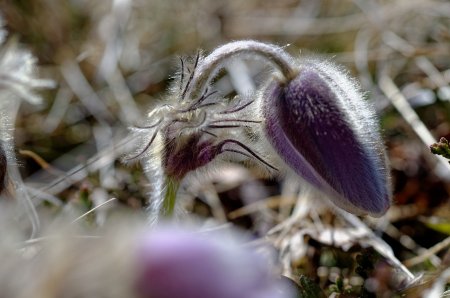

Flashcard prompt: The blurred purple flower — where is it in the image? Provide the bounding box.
[134,227,295,298]
[262,61,391,216]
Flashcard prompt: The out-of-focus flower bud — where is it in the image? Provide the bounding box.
[262,61,391,216]
[134,227,295,298]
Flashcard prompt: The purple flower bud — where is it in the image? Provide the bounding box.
[262,61,391,216]
[163,132,277,181]
[134,227,295,298]
[163,133,217,180]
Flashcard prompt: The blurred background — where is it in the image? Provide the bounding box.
[0,0,450,295]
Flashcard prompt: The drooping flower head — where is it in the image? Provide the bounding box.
[261,59,391,216]
[174,40,391,216]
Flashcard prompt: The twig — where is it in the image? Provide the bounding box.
[30,133,135,196]
[404,236,450,268]
[228,196,297,219]
[378,74,450,180]
[335,207,416,281]
[19,150,62,177]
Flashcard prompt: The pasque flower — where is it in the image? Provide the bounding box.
[128,40,391,220]
[186,40,391,216]
[127,47,277,221]
[260,58,391,216]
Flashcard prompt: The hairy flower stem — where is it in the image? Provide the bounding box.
[161,176,180,217]
[1,100,40,237]
[187,40,297,100]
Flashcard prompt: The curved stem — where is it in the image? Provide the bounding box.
[187,40,297,100]
[162,176,180,217]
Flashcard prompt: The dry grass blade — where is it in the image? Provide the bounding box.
[378,74,450,179]
[71,197,117,224]
[404,236,450,268]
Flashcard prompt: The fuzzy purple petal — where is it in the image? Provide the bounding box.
[163,134,217,180]
[135,228,295,298]
[263,65,390,216]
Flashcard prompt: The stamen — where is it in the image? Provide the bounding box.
[181,89,219,112]
[133,118,163,130]
[125,129,159,161]
[207,124,242,129]
[222,149,253,160]
[201,129,217,138]
[181,51,200,100]
[211,119,261,124]
[220,99,254,114]
[219,139,277,171]
[179,57,185,92]
[190,89,218,109]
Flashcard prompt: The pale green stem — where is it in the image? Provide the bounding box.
[162,176,180,217]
